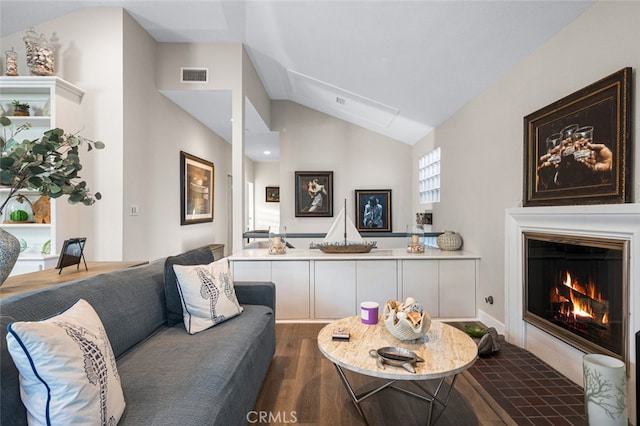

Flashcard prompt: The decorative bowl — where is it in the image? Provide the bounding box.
[383,300,431,341]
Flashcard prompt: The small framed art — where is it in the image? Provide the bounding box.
[266,186,280,203]
[355,189,392,232]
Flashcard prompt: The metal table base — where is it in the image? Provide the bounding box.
[334,363,459,425]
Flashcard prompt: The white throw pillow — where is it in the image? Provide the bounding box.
[5,298,125,426]
[173,258,243,334]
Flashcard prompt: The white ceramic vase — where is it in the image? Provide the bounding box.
[583,354,628,425]
[0,228,20,286]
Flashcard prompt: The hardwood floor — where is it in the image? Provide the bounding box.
[253,323,512,425]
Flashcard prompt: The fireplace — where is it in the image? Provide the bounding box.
[524,232,628,362]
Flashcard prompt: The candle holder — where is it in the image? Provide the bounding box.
[406,225,425,253]
[268,225,287,255]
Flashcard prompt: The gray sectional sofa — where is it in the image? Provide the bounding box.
[0,246,276,425]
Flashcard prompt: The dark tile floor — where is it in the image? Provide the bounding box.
[467,339,586,425]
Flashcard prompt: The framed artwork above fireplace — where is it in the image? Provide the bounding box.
[523,67,632,207]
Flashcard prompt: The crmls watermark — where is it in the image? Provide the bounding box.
[246,411,298,424]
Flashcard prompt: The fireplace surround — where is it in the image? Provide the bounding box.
[506,204,640,419]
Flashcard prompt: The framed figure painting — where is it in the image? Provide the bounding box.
[294,171,333,217]
[180,151,214,225]
[355,189,392,232]
[523,67,632,206]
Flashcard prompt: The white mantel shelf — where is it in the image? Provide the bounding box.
[229,247,479,261]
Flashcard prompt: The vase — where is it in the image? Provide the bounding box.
[437,230,463,251]
[583,354,628,425]
[0,228,20,286]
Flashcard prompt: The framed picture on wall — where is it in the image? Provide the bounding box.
[523,67,632,207]
[355,189,392,232]
[294,171,333,217]
[180,151,214,225]
[266,186,280,202]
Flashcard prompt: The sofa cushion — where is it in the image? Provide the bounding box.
[116,304,275,425]
[173,258,243,334]
[164,246,216,327]
[6,299,126,425]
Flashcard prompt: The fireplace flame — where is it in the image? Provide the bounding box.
[559,271,606,322]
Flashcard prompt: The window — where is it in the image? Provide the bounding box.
[418,147,440,204]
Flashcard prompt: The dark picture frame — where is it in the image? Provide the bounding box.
[355,189,392,232]
[180,151,214,225]
[56,237,87,274]
[523,67,632,207]
[294,171,333,217]
[266,186,280,203]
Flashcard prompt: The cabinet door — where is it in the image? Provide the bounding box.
[232,260,271,281]
[401,260,439,317]
[439,259,476,318]
[272,261,310,320]
[356,260,397,310]
[315,261,356,319]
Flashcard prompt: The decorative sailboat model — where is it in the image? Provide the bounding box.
[312,200,376,253]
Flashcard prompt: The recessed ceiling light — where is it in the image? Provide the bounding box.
[264,150,271,155]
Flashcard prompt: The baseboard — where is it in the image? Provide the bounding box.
[477,309,505,335]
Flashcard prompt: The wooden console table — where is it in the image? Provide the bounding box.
[0,261,147,300]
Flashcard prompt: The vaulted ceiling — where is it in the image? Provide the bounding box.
[1,0,594,160]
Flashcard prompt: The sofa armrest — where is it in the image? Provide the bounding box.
[234,281,275,313]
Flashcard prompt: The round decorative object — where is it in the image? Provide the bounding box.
[3,195,34,223]
[437,230,463,251]
[0,228,20,286]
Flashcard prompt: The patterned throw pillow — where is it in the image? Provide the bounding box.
[173,257,243,334]
[5,299,125,425]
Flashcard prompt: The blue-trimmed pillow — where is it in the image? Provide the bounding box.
[173,258,243,334]
[5,299,125,425]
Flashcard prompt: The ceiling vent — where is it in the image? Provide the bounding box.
[287,69,398,128]
[181,67,208,83]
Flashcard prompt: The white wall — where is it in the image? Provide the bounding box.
[1,8,236,262]
[124,16,233,260]
[1,7,125,261]
[272,100,412,248]
[253,161,280,230]
[412,0,640,326]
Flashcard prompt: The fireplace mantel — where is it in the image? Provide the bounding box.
[505,203,640,418]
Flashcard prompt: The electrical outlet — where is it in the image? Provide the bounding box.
[129,204,140,216]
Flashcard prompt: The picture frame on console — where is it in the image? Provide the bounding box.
[355,189,392,233]
[56,238,87,274]
[294,171,333,217]
[180,151,214,225]
[523,67,632,207]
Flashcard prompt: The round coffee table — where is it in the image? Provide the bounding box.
[317,316,478,425]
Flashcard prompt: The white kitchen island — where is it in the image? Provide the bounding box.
[229,248,480,321]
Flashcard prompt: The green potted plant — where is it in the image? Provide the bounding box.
[0,116,105,285]
[11,100,30,116]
